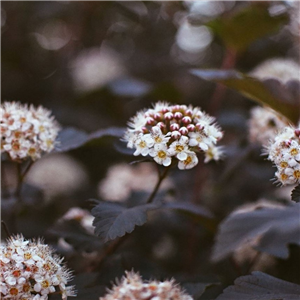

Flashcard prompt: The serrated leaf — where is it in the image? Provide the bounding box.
[183,282,216,299]
[212,203,300,261]
[206,4,289,52]
[91,201,161,242]
[55,127,125,152]
[291,184,300,203]
[190,69,300,125]
[216,271,300,300]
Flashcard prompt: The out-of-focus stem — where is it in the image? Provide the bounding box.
[208,48,237,115]
[147,165,170,204]
[93,164,171,271]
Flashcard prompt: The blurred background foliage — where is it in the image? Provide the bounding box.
[1,1,300,299]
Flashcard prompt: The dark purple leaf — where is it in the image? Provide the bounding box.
[190,69,300,125]
[91,201,161,242]
[291,185,300,203]
[183,282,216,299]
[163,202,214,219]
[55,127,125,152]
[108,77,153,97]
[212,203,300,261]
[55,127,88,152]
[216,271,300,300]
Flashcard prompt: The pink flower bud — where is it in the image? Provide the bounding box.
[164,112,173,120]
[179,127,188,135]
[180,105,187,110]
[146,117,155,125]
[182,116,191,124]
[196,123,204,131]
[295,129,300,138]
[171,131,181,139]
[174,112,183,119]
[173,105,181,111]
[185,109,192,116]
[142,127,148,134]
[153,112,161,120]
[170,123,180,131]
[161,107,169,114]
[187,124,195,132]
[157,122,166,130]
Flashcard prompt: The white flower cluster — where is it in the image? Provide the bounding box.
[1,102,60,161]
[0,235,76,300]
[124,102,223,170]
[248,106,288,146]
[99,271,192,300]
[267,126,300,185]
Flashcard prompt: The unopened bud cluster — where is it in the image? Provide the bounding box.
[248,106,287,146]
[267,126,300,185]
[124,102,223,170]
[99,271,192,300]
[0,235,76,300]
[1,101,60,161]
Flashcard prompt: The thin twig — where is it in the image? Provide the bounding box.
[15,160,33,200]
[1,221,11,237]
[92,165,171,271]
[147,166,170,204]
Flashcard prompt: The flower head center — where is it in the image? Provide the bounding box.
[294,170,300,179]
[290,148,299,156]
[158,150,167,159]
[24,252,32,260]
[41,280,50,288]
[280,161,288,168]
[175,145,184,152]
[12,270,21,277]
[139,141,146,148]
[9,288,19,296]
[184,156,192,165]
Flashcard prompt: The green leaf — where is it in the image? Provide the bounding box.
[190,69,300,125]
[206,4,289,52]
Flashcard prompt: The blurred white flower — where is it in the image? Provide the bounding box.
[25,153,89,200]
[60,207,94,234]
[34,20,71,51]
[70,46,126,92]
[176,20,212,53]
[248,106,288,146]
[98,163,172,202]
[250,58,300,83]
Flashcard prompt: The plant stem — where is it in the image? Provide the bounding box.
[1,221,11,237]
[93,164,171,271]
[146,165,170,204]
[208,48,237,115]
[15,160,33,200]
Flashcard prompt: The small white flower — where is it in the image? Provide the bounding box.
[178,151,198,170]
[133,134,154,156]
[149,144,172,166]
[168,136,189,161]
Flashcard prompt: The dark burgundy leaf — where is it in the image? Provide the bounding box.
[291,185,300,203]
[183,282,216,299]
[190,69,300,125]
[216,271,300,300]
[91,201,161,242]
[55,127,125,152]
[212,203,300,261]
[162,202,214,219]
